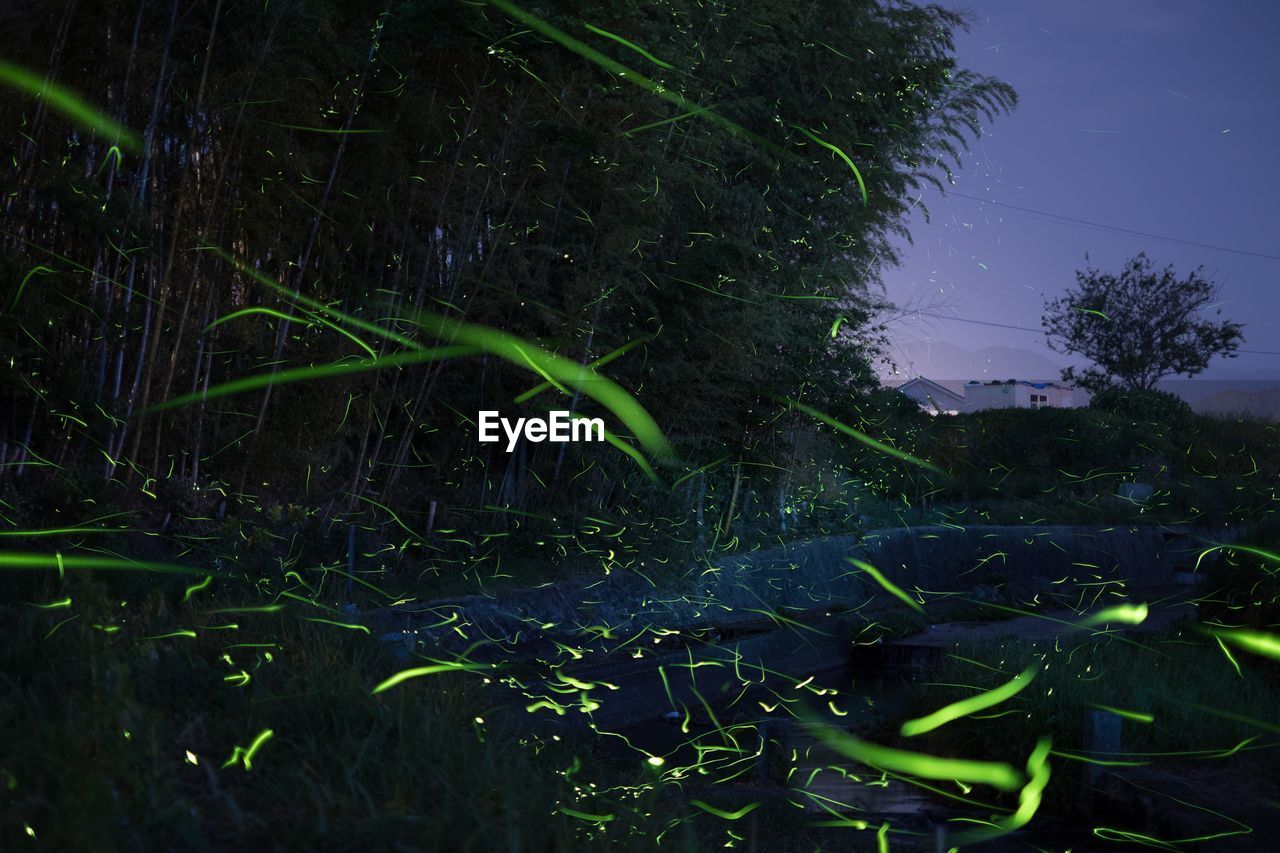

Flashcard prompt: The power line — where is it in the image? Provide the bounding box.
[905,313,1040,334]
[900,311,1280,356]
[938,190,1280,263]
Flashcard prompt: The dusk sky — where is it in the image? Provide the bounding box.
[880,0,1280,379]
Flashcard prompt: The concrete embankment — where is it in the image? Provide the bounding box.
[376,524,1222,659]
[370,523,1240,838]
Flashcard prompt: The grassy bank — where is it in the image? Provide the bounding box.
[0,570,701,850]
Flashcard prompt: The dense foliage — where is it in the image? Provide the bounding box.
[0,0,1013,557]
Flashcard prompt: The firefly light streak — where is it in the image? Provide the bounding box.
[846,557,925,613]
[899,666,1036,737]
[0,60,141,149]
[810,725,1026,791]
[223,729,275,772]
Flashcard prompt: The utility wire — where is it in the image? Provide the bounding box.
[900,311,1280,356]
[937,190,1280,263]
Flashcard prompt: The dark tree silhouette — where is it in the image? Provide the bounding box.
[1042,253,1243,393]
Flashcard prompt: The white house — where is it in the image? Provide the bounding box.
[963,380,1076,412]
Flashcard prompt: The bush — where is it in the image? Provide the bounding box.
[1089,386,1192,427]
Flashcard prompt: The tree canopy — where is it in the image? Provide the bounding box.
[1042,253,1243,394]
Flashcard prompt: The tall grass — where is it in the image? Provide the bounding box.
[0,571,698,850]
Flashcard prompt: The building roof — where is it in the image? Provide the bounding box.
[896,377,965,410]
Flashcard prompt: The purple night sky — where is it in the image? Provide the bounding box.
[879,0,1280,381]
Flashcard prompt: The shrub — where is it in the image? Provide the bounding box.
[1089,386,1192,427]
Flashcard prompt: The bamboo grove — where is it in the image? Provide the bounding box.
[0,0,1014,555]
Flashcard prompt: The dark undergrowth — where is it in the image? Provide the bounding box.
[0,568,905,852]
[0,569,689,851]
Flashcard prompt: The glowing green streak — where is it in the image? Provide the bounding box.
[137,630,197,641]
[525,700,567,715]
[811,726,1024,791]
[223,728,274,771]
[787,398,943,474]
[847,558,923,613]
[657,665,677,711]
[149,347,476,412]
[512,343,572,396]
[319,564,399,601]
[411,311,674,462]
[260,121,384,134]
[204,248,427,351]
[182,575,212,602]
[0,60,141,149]
[0,552,220,577]
[208,244,673,463]
[513,338,645,403]
[689,800,760,820]
[1005,738,1052,830]
[303,617,370,633]
[558,806,614,823]
[740,605,830,636]
[355,494,429,543]
[601,429,658,483]
[900,666,1035,736]
[792,126,868,206]
[582,22,674,70]
[670,456,729,488]
[206,306,377,359]
[29,597,72,609]
[963,599,1164,655]
[952,738,1052,846]
[1091,827,1186,848]
[1093,780,1252,847]
[1215,635,1243,676]
[11,265,55,309]
[1195,543,1280,572]
[482,0,778,154]
[1050,751,1147,767]
[208,604,286,614]
[371,662,488,695]
[44,616,77,639]
[1080,602,1148,626]
[1210,628,1280,661]
[96,145,122,175]
[621,105,715,137]
[1089,703,1154,724]
[278,591,341,613]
